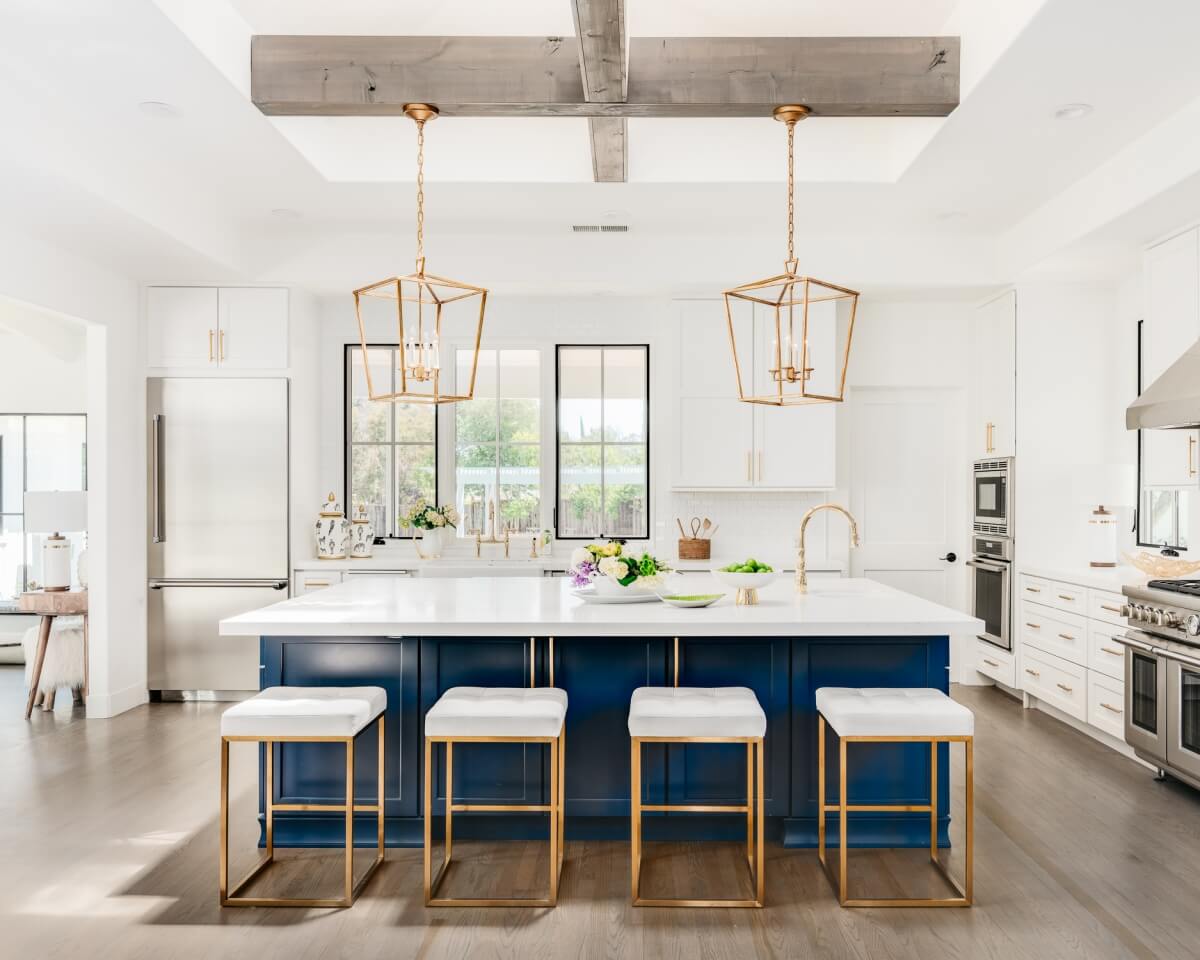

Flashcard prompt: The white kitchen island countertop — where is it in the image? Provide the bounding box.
[221,575,981,638]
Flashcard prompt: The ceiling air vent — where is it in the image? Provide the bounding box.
[571,224,629,233]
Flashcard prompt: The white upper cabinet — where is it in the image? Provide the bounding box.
[675,299,837,489]
[969,291,1016,459]
[146,286,219,369]
[217,288,289,369]
[1143,228,1200,488]
[147,286,289,371]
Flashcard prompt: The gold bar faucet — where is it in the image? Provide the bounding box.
[796,504,860,593]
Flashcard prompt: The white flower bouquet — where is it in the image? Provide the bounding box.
[568,540,670,591]
[406,500,459,530]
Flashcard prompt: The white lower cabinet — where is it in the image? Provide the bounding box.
[295,570,342,595]
[1010,571,1131,751]
[974,639,1015,688]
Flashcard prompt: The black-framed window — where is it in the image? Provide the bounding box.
[1136,319,1191,550]
[555,345,649,540]
[345,346,437,538]
[0,414,87,601]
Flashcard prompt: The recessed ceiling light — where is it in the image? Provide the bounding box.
[138,100,180,119]
[270,208,303,221]
[1054,103,1093,121]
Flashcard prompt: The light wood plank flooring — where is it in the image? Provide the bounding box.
[3,668,1199,959]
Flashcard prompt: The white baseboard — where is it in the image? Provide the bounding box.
[86,683,148,719]
[1024,694,1148,766]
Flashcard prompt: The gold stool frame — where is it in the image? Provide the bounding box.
[219,714,386,908]
[817,714,974,907]
[423,730,565,907]
[630,735,765,908]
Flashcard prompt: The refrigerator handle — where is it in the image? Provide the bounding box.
[151,413,164,543]
[150,578,290,590]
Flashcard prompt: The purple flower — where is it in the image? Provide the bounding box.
[570,559,597,587]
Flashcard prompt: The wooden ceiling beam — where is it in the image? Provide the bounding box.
[251,35,960,119]
[571,0,628,182]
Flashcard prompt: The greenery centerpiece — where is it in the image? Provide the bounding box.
[569,540,670,591]
[405,500,459,558]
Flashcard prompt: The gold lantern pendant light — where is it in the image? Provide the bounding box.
[353,103,487,404]
[723,105,859,406]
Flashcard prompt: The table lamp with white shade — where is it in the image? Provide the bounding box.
[23,491,87,591]
[1077,465,1137,568]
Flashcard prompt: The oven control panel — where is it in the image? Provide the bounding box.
[1125,603,1200,636]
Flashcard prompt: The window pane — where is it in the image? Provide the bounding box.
[456,397,497,444]
[460,484,487,535]
[559,444,602,538]
[455,443,496,532]
[558,348,602,441]
[396,445,435,528]
[603,348,647,442]
[350,348,392,441]
[499,443,539,533]
[26,416,86,491]
[0,416,23,513]
[604,443,647,537]
[395,402,434,444]
[460,347,497,398]
[0,515,23,602]
[499,349,541,399]
[352,444,391,534]
[500,398,539,443]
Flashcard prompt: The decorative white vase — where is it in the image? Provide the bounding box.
[349,503,374,559]
[419,526,450,559]
[315,492,350,560]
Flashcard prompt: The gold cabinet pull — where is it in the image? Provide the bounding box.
[304,579,330,588]
[1057,632,1075,641]
[1101,646,1122,656]
[982,658,1000,668]
[1026,586,1041,593]
[1024,668,1040,678]
[1100,604,1122,614]
[208,329,215,362]
[746,451,752,482]
[1056,682,1073,693]
[1057,594,1075,602]
[1100,702,1122,714]
[219,328,226,361]
[1190,435,1197,478]
[1025,622,1041,629]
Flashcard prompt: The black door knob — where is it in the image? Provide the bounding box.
[940,552,957,563]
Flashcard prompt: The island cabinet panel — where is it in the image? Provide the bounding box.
[789,637,952,847]
[419,637,543,807]
[550,637,671,815]
[261,636,420,819]
[673,637,790,817]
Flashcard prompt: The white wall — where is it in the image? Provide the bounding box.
[314,292,976,582]
[0,301,88,411]
[1014,278,1138,568]
[0,224,146,719]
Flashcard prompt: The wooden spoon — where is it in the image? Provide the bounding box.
[700,518,713,538]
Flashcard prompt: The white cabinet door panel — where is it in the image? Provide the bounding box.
[147,286,218,368]
[678,300,742,398]
[678,398,754,487]
[755,403,835,488]
[218,287,289,369]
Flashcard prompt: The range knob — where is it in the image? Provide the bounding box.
[1162,611,1180,629]
[1186,614,1200,637]
[1135,604,1149,622]
[1121,603,1134,618]
[1153,609,1169,626]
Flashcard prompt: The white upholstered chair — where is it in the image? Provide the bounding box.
[815,686,974,907]
[627,685,766,907]
[218,686,386,908]
[423,686,567,907]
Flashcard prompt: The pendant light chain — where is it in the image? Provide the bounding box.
[415,117,426,272]
[786,117,796,266]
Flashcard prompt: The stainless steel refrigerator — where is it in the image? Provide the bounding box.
[147,378,289,698]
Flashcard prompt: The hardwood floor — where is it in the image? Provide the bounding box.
[3,667,1199,959]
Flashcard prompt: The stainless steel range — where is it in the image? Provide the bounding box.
[1117,580,1200,789]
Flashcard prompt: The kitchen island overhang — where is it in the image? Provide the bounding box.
[221,577,982,850]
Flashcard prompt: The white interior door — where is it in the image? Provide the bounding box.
[848,387,967,609]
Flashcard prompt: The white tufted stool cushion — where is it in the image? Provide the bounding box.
[220,686,386,739]
[815,687,973,738]
[628,686,766,739]
[425,687,568,738]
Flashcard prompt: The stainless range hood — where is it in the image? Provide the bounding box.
[1127,339,1200,430]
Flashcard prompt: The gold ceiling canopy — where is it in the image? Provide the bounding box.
[353,103,487,405]
[722,105,859,407]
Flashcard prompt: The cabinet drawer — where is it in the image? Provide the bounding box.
[1021,647,1087,721]
[295,570,342,594]
[1020,601,1087,667]
[1087,623,1127,681]
[1087,671,1126,739]
[975,640,1016,688]
[1019,575,1053,603]
[1088,589,1128,627]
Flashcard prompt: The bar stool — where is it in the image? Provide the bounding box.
[816,686,974,907]
[423,686,567,907]
[628,686,766,908]
[218,686,386,908]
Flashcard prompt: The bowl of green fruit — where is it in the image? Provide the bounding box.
[711,559,777,605]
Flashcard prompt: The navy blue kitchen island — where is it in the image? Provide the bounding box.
[223,576,979,851]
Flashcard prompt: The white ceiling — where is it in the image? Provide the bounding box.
[1,0,1200,298]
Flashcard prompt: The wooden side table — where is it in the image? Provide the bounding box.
[18,590,88,720]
